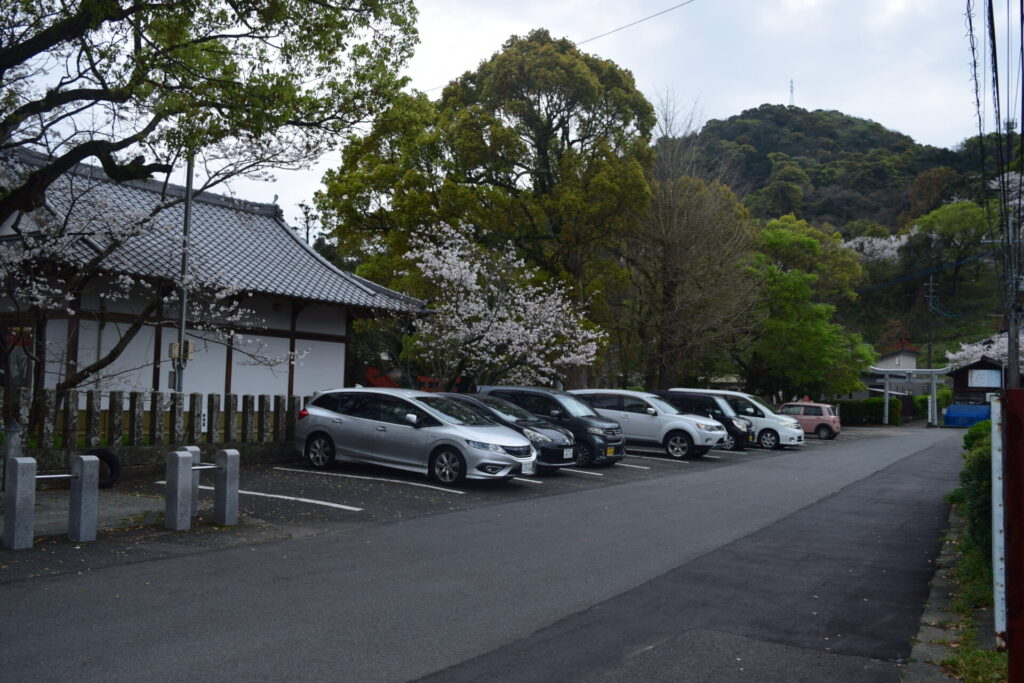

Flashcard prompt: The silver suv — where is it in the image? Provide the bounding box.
[571,389,727,458]
[295,388,536,485]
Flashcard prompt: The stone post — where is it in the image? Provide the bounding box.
[241,395,254,443]
[85,390,101,447]
[188,393,203,443]
[69,455,99,542]
[165,451,192,531]
[128,392,145,446]
[3,457,36,550]
[258,395,270,442]
[224,394,238,442]
[64,390,79,449]
[207,394,221,444]
[169,392,185,444]
[40,389,56,449]
[149,392,166,446]
[214,449,240,526]
[273,395,287,442]
[107,391,124,447]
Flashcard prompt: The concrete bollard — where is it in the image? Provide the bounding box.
[69,455,99,542]
[181,445,201,516]
[3,457,37,550]
[214,449,240,526]
[165,451,192,531]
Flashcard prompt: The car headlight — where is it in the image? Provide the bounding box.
[522,428,552,444]
[694,422,720,431]
[466,440,504,453]
[732,419,747,430]
[586,426,605,435]
[785,419,800,428]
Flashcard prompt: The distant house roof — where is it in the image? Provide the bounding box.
[7,151,421,314]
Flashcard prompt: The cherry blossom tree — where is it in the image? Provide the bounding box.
[404,225,605,389]
[946,331,1022,369]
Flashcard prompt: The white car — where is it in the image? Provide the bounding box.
[571,389,727,458]
[669,388,805,449]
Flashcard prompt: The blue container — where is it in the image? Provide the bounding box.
[943,404,991,427]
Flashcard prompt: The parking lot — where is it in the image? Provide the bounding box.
[144,435,864,532]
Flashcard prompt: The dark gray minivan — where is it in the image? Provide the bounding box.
[477,386,625,466]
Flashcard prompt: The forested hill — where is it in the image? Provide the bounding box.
[681,103,1012,234]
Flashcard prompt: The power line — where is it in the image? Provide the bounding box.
[577,0,700,45]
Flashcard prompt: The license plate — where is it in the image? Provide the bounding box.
[522,461,536,475]
[606,447,615,456]
[563,448,574,460]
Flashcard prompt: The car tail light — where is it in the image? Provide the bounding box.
[298,408,310,420]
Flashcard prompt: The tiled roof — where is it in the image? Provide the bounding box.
[13,151,421,313]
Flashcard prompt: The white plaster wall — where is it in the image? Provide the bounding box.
[295,303,346,335]
[293,339,345,396]
[230,334,290,397]
[173,331,229,396]
[75,318,159,392]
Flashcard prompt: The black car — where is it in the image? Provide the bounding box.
[441,393,577,472]
[477,386,625,466]
[651,390,755,451]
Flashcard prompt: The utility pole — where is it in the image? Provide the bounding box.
[174,154,194,394]
[924,275,936,368]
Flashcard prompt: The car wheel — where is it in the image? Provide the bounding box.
[722,433,736,451]
[305,434,335,469]
[575,442,595,466]
[815,425,834,440]
[430,448,466,485]
[664,430,694,459]
[758,429,780,450]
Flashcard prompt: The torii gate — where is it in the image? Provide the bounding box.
[868,365,951,426]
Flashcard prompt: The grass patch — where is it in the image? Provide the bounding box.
[939,500,1008,682]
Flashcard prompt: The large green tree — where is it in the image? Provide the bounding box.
[317,27,654,302]
[1,0,418,223]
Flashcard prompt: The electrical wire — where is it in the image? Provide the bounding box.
[576,0,700,45]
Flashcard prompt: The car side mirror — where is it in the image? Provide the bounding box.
[405,413,419,426]
[646,407,656,416]
[549,409,563,419]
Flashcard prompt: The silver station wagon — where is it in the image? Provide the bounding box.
[295,388,537,485]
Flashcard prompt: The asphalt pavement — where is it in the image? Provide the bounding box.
[0,425,963,681]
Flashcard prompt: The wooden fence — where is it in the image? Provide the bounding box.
[1,388,305,450]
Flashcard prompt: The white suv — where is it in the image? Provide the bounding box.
[670,388,804,449]
[571,389,727,458]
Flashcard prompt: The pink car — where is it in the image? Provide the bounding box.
[779,402,841,440]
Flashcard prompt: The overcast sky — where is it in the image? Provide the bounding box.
[239,0,1017,229]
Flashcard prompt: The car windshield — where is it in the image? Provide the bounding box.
[712,398,737,418]
[744,395,778,416]
[418,397,494,425]
[557,394,599,417]
[646,396,680,415]
[478,396,538,423]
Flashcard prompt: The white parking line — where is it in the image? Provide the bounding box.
[562,468,605,476]
[616,462,651,470]
[274,467,466,495]
[156,481,363,512]
[626,454,690,464]
[513,477,543,484]
[703,454,722,460]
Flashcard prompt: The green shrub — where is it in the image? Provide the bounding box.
[963,419,991,451]
[913,394,929,417]
[836,397,901,425]
[959,427,993,565]
[938,386,953,409]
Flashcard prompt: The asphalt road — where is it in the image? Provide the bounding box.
[0,426,962,682]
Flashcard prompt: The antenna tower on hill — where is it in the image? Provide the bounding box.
[789,79,795,107]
